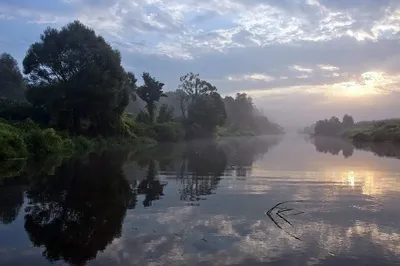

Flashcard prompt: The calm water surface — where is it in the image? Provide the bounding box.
[0,135,400,265]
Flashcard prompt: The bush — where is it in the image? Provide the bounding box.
[25,128,64,158]
[152,122,184,142]
[0,160,27,179]
[73,136,94,154]
[0,99,50,125]
[0,122,28,159]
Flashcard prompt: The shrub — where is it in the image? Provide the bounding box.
[152,122,184,142]
[0,99,50,125]
[0,122,28,159]
[73,136,94,154]
[0,160,27,179]
[25,128,64,158]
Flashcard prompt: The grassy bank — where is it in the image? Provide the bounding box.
[344,119,400,142]
[0,119,96,160]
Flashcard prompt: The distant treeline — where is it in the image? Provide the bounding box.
[303,114,400,143]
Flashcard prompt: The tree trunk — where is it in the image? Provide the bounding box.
[147,103,155,124]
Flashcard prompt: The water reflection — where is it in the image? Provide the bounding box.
[0,180,24,224]
[136,160,167,207]
[312,137,354,158]
[1,135,400,265]
[312,136,400,160]
[24,151,134,265]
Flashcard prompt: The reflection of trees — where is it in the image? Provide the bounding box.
[313,137,354,158]
[24,151,134,265]
[0,182,24,224]
[137,160,166,207]
[221,137,281,176]
[178,142,226,202]
[353,142,400,159]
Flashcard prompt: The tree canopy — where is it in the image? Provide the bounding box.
[0,53,25,100]
[136,72,167,123]
[314,115,356,136]
[23,21,127,135]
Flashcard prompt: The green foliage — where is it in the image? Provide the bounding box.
[187,92,227,135]
[179,72,216,101]
[72,136,94,154]
[349,121,400,142]
[0,120,97,160]
[314,116,345,136]
[25,128,65,158]
[152,122,185,142]
[136,110,151,124]
[0,53,26,101]
[0,160,27,179]
[125,71,138,102]
[136,72,167,123]
[157,104,174,123]
[0,99,50,125]
[342,114,355,128]
[23,20,127,135]
[222,93,283,136]
[0,122,28,159]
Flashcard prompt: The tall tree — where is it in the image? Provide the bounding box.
[342,114,355,128]
[136,72,167,123]
[175,89,189,118]
[0,53,25,100]
[179,72,216,103]
[188,92,226,134]
[125,71,137,102]
[23,21,127,135]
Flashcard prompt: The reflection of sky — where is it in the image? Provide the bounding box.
[1,136,400,265]
[93,136,400,265]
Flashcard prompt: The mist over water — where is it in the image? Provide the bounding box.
[1,135,400,266]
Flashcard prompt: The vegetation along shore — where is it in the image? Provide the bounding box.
[302,114,400,143]
[0,20,283,162]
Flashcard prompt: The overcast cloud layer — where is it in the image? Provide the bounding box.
[1,0,400,127]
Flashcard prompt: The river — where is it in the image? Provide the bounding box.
[0,135,399,265]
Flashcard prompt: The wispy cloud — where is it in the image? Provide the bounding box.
[291,65,314,73]
[1,0,400,125]
[318,64,339,71]
[227,73,275,82]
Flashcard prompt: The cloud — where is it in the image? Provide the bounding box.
[291,65,314,73]
[227,73,275,82]
[318,64,339,71]
[0,0,400,125]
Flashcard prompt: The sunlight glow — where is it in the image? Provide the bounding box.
[347,171,355,187]
[328,71,395,97]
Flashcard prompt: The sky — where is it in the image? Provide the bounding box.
[0,0,400,128]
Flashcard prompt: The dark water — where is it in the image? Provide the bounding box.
[0,135,400,266]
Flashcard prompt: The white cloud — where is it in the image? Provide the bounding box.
[1,0,400,125]
[291,65,314,73]
[228,73,275,82]
[318,64,339,71]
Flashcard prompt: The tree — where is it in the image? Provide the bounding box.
[343,114,355,128]
[125,71,138,102]
[175,89,189,118]
[314,116,344,136]
[23,21,127,135]
[188,92,226,135]
[157,104,174,123]
[179,72,216,103]
[0,53,25,100]
[136,72,167,123]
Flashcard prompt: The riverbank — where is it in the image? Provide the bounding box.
[343,119,400,142]
[0,118,158,161]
